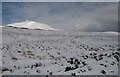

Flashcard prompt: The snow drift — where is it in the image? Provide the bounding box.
[7,20,58,30]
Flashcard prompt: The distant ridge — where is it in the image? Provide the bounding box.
[7,20,58,30]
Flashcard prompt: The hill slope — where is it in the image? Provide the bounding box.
[1,27,119,75]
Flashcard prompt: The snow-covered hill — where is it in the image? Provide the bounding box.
[1,27,119,75]
[0,25,3,28]
[103,31,119,35]
[7,20,58,30]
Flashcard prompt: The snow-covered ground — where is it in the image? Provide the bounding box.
[1,27,119,75]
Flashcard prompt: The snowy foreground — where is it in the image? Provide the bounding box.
[1,27,119,75]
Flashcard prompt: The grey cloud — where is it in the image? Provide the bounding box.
[68,3,118,32]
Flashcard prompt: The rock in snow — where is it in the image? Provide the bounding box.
[7,20,58,30]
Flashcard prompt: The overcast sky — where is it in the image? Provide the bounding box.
[2,2,118,32]
[0,2,1,25]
